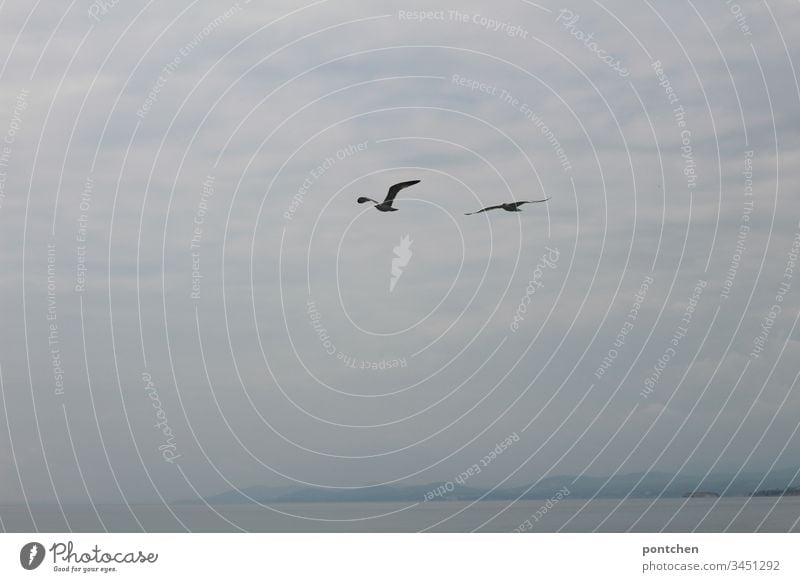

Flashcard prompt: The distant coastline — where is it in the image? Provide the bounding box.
[179,466,800,505]
[682,491,719,498]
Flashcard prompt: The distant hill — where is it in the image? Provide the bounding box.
[178,466,800,504]
[274,483,485,503]
[176,485,299,505]
[682,491,719,498]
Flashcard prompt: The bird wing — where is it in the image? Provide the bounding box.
[513,198,550,209]
[383,180,421,205]
[464,204,504,215]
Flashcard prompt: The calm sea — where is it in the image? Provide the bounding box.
[3,498,799,532]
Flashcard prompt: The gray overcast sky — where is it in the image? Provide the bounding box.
[1,0,799,509]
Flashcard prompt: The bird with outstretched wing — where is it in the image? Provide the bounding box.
[357,180,421,212]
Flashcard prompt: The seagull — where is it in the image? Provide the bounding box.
[464,198,550,215]
[357,180,421,212]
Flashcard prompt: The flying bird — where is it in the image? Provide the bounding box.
[357,180,421,212]
[464,198,550,215]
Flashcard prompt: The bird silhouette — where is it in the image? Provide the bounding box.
[464,198,550,215]
[357,180,421,212]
